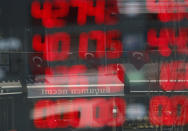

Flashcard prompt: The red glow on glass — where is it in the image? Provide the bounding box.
[33,30,122,61]
[147,28,188,56]
[92,98,110,127]
[71,0,105,25]
[31,0,118,27]
[45,65,88,94]
[33,98,126,128]
[31,0,69,28]
[56,99,79,128]
[160,61,188,91]
[171,96,188,126]
[149,96,177,126]
[68,65,89,93]
[149,96,188,126]
[32,32,71,61]
[146,0,188,22]
[33,100,58,128]
[79,30,122,59]
[79,31,105,59]
[45,64,124,93]
[106,97,126,126]
[98,64,124,93]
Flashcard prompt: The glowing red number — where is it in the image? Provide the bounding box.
[171,96,188,126]
[158,13,186,22]
[106,97,126,126]
[33,98,126,129]
[98,64,124,93]
[92,98,110,127]
[73,99,92,128]
[31,0,69,28]
[147,28,188,56]
[105,0,119,25]
[56,99,79,128]
[33,100,58,128]
[79,31,105,59]
[147,28,172,56]
[32,32,71,61]
[149,96,188,126]
[149,96,175,126]
[71,0,105,25]
[106,30,123,59]
[79,30,122,59]
[160,61,188,91]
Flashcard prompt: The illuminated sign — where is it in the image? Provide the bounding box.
[32,96,188,129]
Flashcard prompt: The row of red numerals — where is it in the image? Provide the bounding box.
[32,30,122,61]
[31,0,118,28]
[31,0,188,27]
[33,95,188,129]
[148,28,188,56]
[33,28,188,62]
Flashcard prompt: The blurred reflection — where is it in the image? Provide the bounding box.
[123,34,146,51]
[118,0,142,16]
[0,38,21,50]
[126,104,146,120]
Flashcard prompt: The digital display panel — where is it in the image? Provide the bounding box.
[0,0,188,131]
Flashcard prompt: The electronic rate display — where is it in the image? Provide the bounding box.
[0,0,188,131]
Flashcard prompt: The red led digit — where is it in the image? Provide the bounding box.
[89,30,105,58]
[147,28,172,56]
[171,96,188,126]
[56,99,79,128]
[148,28,188,56]
[45,32,70,61]
[32,32,70,61]
[32,34,47,52]
[31,0,69,28]
[149,96,175,126]
[68,65,89,93]
[160,61,188,91]
[71,0,88,25]
[98,64,124,93]
[73,99,91,128]
[105,0,119,25]
[92,98,109,127]
[79,32,89,59]
[71,0,105,25]
[79,31,105,59]
[106,30,123,59]
[106,98,126,127]
[87,0,105,24]
[33,100,58,129]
